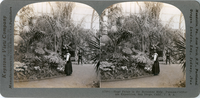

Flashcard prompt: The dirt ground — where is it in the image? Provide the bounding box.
[14,62,185,88]
[14,63,99,88]
[101,63,186,88]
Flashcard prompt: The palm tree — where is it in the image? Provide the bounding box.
[48,2,75,52]
[16,2,90,57]
[136,2,163,52]
[15,4,36,55]
[172,32,186,72]
[100,3,124,57]
[86,34,101,72]
[100,3,122,34]
[90,9,99,30]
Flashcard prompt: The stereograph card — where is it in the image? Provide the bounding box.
[0,0,200,97]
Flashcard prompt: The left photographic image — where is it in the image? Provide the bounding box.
[14,2,100,88]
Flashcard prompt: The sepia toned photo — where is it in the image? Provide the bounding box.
[13,1,186,88]
[99,2,186,88]
[1,0,200,97]
[14,2,100,88]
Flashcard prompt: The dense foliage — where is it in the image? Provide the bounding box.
[14,2,97,81]
[14,2,186,82]
[98,2,186,81]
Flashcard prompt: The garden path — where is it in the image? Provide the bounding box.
[101,63,185,88]
[14,63,185,88]
[14,63,98,88]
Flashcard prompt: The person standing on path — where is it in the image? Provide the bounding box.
[152,50,160,75]
[62,45,73,76]
[166,50,170,65]
[77,50,83,65]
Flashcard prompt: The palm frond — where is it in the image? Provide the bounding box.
[172,33,186,72]
[86,34,101,73]
[94,61,100,75]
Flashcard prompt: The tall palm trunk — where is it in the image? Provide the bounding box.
[54,35,57,52]
[91,9,95,29]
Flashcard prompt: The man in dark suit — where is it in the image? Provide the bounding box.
[77,50,83,65]
[166,50,170,65]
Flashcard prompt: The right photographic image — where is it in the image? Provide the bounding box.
[99,2,186,88]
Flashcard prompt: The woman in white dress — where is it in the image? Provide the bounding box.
[62,45,72,76]
[152,50,160,75]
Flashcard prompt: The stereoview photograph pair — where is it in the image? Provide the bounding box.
[0,0,200,98]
